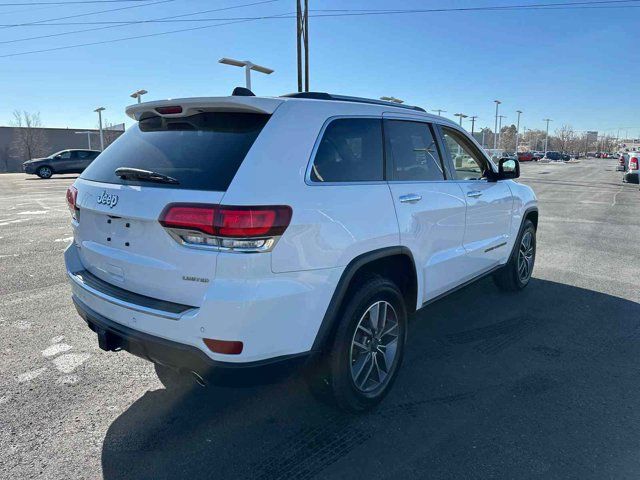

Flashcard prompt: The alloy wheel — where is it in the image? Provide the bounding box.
[517,230,534,283]
[349,300,399,394]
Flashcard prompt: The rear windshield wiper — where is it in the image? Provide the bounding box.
[114,167,179,185]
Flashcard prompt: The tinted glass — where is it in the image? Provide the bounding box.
[310,118,383,182]
[441,127,488,180]
[77,151,93,159]
[56,151,72,159]
[385,120,444,181]
[81,112,270,191]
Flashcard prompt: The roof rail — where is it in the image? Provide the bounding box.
[281,92,426,112]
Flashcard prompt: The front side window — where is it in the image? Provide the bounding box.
[310,118,383,183]
[441,127,488,180]
[55,151,72,160]
[385,120,444,181]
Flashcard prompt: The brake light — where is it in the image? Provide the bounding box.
[631,157,639,170]
[66,185,78,220]
[155,105,183,115]
[159,204,292,252]
[619,156,625,165]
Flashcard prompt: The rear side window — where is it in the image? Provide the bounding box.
[80,112,270,191]
[310,118,383,183]
[385,120,444,181]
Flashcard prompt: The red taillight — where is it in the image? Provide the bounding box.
[159,204,292,252]
[66,185,78,219]
[155,105,183,115]
[203,338,243,355]
[631,157,639,170]
[619,156,625,165]
[159,204,216,235]
[159,204,292,238]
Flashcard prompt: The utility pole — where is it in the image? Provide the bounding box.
[497,115,506,149]
[296,0,309,92]
[469,115,478,136]
[493,100,501,149]
[543,118,552,153]
[432,109,446,116]
[94,107,105,151]
[515,110,522,154]
[130,89,148,104]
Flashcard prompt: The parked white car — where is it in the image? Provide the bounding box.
[65,92,538,411]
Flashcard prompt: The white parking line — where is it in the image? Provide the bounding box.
[52,353,91,374]
[42,343,73,358]
[17,368,47,383]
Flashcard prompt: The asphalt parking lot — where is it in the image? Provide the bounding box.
[1,159,639,479]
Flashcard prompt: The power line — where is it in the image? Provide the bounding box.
[0,0,281,44]
[2,0,638,25]
[0,0,173,29]
[0,0,151,4]
[1,0,638,57]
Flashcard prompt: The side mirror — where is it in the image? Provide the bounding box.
[54,154,62,159]
[498,158,520,179]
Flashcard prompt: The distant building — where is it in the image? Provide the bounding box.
[0,124,125,173]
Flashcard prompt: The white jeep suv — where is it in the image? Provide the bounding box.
[64,91,538,411]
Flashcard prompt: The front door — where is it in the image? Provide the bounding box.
[439,126,514,274]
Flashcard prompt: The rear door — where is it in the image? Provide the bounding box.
[383,116,468,302]
[73,111,271,307]
[75,150,96,172]
[438,125,514,274]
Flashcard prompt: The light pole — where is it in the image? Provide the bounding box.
[432,109,446,116]
[130,89,148,104]
[94,107,105,151]
[498,115,506,149]
[454,113,468,126]
[515,110,522,154]
[218,57,274,91]
[543,118,552,153]
[75,131,92,150]
[493,100,501,149]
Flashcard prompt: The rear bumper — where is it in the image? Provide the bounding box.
[73,296,311,385]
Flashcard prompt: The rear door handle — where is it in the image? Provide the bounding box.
[466,190,483,198]
[399,193,422,204]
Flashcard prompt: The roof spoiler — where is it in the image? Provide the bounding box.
[125,96,282,120]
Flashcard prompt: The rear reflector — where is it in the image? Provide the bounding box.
[155,105,183,115]
[203,338,243,355]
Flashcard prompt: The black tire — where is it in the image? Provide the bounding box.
[306,276,407,412]
[36,166,53,179]
[493,219,536,291]
[154,363,197,393]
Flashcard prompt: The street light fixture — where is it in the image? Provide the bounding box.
[130,89,148,104]
[94,107,105,151]
[493,100,501,149]
[380,96,404,104]
[218,57,274,91]
[454,113,468,126]
[75,131,93,150]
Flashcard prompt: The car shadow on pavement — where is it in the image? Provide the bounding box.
[25,175,78,180]
[101,277,640,480]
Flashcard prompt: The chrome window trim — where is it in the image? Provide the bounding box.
[67,270,196,320]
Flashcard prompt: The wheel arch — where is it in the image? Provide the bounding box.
[507,206,538,262]
[311,246,418,352]
[37,164,55,173]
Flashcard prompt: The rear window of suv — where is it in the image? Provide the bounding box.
[80,112,270,191]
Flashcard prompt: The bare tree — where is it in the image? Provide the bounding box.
[100,120,125,149]
[10,110,47,160]
[554,125,575,153]
[498,124,517,151]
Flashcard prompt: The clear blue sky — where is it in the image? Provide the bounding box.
[0,0,638,137]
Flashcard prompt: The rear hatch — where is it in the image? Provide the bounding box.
[73,99,278,307]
